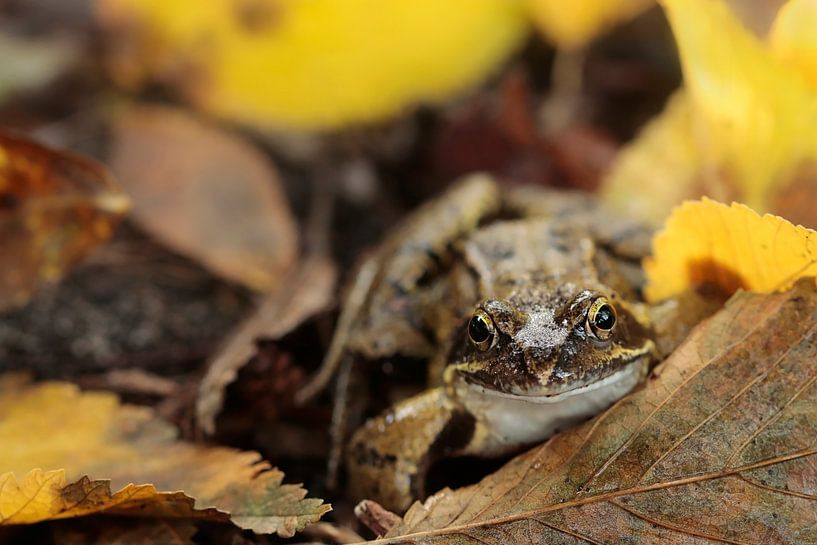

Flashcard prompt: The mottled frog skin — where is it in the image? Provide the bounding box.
[301,174,705,513]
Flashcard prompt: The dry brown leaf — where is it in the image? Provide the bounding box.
[0,131,128,311]
[196,255,336,435]
[109,104,298,292]
[0,376,329,536]
[376,280,817,544]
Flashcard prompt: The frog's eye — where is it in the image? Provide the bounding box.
[587,297,616,340]
[468,309,496,351]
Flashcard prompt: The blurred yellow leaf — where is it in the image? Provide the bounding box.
[665,0,817,209]
[644,198,817,302]
[95,0,528,130]
[769,0,817,89]
[602,0,817,226]
[0,376,329,536]
[602,91,704,223]
[527,0,652,49]
[0,131,128,311]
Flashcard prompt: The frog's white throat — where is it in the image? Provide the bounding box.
[454,359,646,457]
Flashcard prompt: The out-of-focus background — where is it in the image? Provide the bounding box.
[0,0,682,391]
[2,0,817,542]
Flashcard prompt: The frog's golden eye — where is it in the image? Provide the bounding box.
[587,297,616,340]
[468,309,496,351]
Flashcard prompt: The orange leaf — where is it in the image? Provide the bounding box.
[0,131,128,311]
[644,198,817,302]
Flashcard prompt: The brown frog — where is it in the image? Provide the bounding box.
[299,174,714,513]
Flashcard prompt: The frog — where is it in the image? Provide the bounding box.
[297,173,717,513]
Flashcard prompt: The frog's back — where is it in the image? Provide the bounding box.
[458,217,645,309]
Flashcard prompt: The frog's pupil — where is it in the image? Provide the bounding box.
[469,315,491,343]
[594,305,615,330]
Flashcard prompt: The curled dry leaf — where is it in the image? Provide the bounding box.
[644,198,817,303]
[0,131,128,311]
[0,376,330,536]
[378,279,817,544]
[109,104,298,292]
[196,255,336,435]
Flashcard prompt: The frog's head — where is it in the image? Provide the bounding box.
[445,283,656,400]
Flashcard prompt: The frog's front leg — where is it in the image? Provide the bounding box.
[346,387,471,514]
[297,173,501,403]
[345,381,600,514]
[348,358,653,513]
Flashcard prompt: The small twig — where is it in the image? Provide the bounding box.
[354,500,402,538]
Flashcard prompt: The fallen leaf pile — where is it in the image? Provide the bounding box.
[0,131,128,311]
[0,375,329,536]
[5,0,817,543]
[378,279,817,544]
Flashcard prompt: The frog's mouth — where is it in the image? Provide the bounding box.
[455,342,654,402]
[469,356,647,404]
[451,351,653,455]
[534,346,654,399]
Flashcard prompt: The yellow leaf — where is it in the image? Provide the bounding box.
[95,0,529,130]
[602,0,817,225]
[664,0,817,209]
[0,376,329,536]
[526,0,652,49]
[602,91,704,224]
[644,198,817,302]
[0,469,201,524]
[769,0,817,89]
